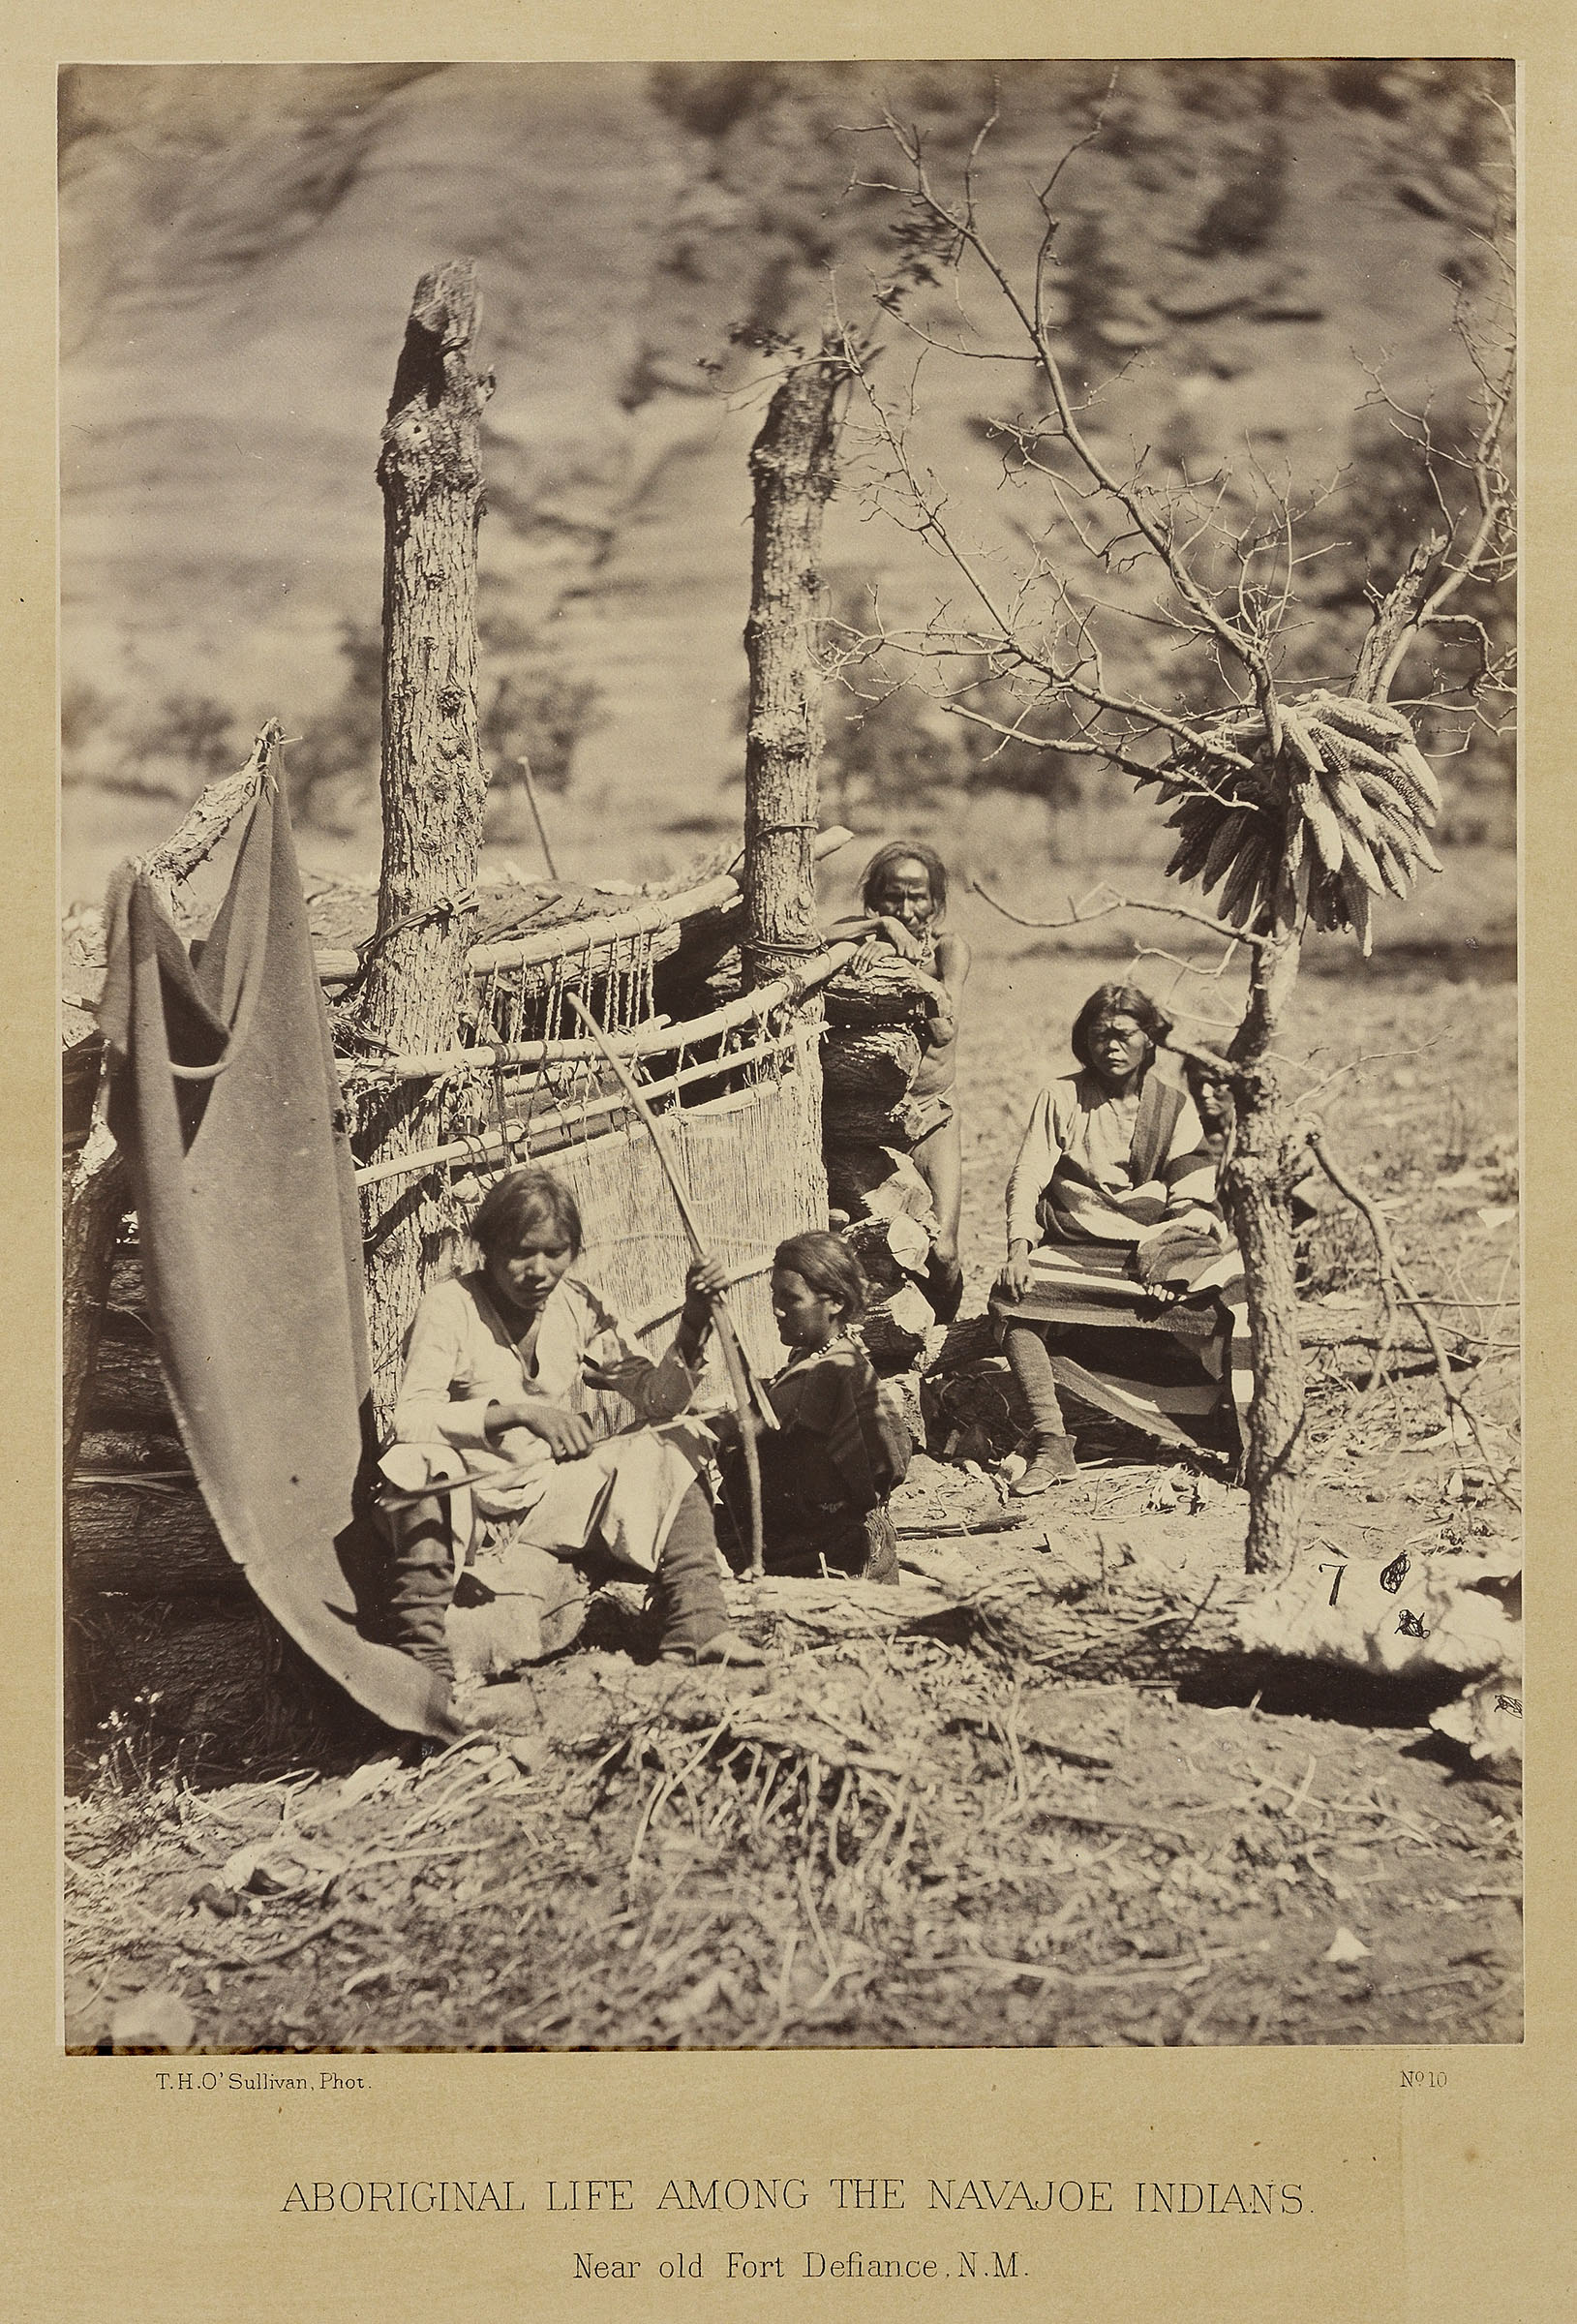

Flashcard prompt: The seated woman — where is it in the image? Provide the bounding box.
[713,1234,912,1582]
[379,1165,762,1726]
[992,983,1227,1496]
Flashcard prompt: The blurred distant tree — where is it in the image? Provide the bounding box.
[821,677,957,829]
[60,678,114,776]
[649,63,774,140]
[821,575,1084,836]
[477,602,604,800]
[288,605,603,832]
[951,663,1084,821]
[128,690,238,793]
[282,616,382,831]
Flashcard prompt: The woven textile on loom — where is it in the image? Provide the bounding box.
[444,1041,829,1443]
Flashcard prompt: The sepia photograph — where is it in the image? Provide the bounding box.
[58,55,1522,2059]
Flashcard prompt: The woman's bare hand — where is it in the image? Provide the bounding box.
[510,1402,595,1459]
[853,914,925,972]
[675,1250,728,1357]
[995,1244,1034,1301]
[685,1252,729,1303]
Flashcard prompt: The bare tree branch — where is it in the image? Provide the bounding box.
[971,872,1272,955]
[1305,1130,1520,1508]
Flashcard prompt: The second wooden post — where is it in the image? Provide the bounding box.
[741,340,848,987]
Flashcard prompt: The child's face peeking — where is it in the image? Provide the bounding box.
[772,1268,845,1351]
[867,855,936,938]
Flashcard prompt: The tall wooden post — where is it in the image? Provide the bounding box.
[356,260,493,1422]
[1223,933,1307,1573]
[742,341,847,986]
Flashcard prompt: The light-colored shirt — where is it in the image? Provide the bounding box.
[390,1269,707,1512]
[1005,1071,1217,1250]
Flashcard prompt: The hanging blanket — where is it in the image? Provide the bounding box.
[99,756,454,1738]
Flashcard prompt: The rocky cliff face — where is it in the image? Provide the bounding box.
[60,58,1511,890]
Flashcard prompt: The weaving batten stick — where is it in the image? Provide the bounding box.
[515,752,560,879]
[564,991,772,1579]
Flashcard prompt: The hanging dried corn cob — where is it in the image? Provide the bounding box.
[1134,689,1442,956]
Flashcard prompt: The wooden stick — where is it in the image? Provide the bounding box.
[629,1253,776,1335]
[349,939,858,1085]
[352,1027,809,1188]
[564,991,772,1577]
[516,752,560,879]
[1304,1129,1521,1508]
[318,824,854,985]
[135,721,277,920]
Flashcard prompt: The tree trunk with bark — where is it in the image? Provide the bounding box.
[1224,923,1307,1573]
[1223,533,1450,1573]
[742,341,847,986]
[355,260,494,1423]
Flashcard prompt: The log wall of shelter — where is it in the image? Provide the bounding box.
[66,1249,301,1759]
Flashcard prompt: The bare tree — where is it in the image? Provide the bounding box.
[741,336,852,985]
[838,95,1514,1570]
[354,260,493,1425]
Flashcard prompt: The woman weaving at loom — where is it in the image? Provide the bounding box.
[992,983,1234,1496]
[377,1165,765,1721]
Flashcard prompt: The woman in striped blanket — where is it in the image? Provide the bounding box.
[992,984,1229,1494]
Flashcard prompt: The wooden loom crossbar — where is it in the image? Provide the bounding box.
[317,824,852,986]
[348,940,858,1086]
[354,1024,814,1187]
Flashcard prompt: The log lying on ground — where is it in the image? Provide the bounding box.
[675,1521,1257,1681]
[859,1280,935,1372]
[826,1144,936,1232]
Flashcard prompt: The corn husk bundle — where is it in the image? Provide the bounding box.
[1138,690,1443,956]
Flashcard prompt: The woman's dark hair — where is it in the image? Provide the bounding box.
[1070,982,1172,1071]
[860,841,949,920]
[773,1231,867,1323]
[470,1167,584,1262]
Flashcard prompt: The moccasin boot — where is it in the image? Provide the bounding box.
[1010,1432,1079,1495]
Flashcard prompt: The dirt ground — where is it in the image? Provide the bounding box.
[65,853,1521,2053]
